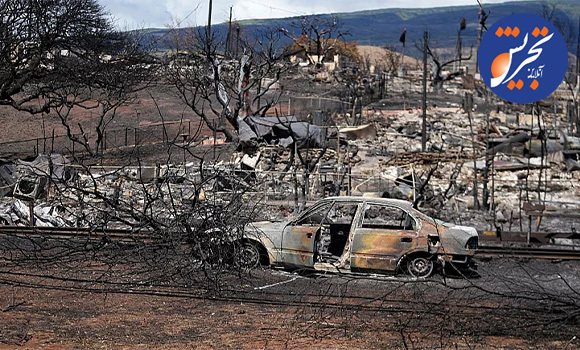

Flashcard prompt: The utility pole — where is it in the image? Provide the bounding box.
[422,31,428,152]
[235,24,240,59]
[399,28,406,75]
[457,18,466,71]
[475,5,483,74]
[576,18,580,136]
[226,6,233,58]
[576,17,580,87]
[206,0,213,53]
[475,0,488,74]
[466,93,480,210]
[482,106,490,210]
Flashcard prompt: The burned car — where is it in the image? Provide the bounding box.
[239,197,478,278]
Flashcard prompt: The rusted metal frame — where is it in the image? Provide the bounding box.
[280,200,335,267]
[292,200,333,226]
[418,215,466,267]
[349,201,422,272]
[245,230,280,265]
[360,200,423,231]
[280,226,318,266]
[351,228,419,272]
[336,202,364,268]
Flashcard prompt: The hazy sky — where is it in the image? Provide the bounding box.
[99,0,529,29]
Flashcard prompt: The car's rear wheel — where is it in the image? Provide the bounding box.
[234,241,262,269]
[406,255,435,278]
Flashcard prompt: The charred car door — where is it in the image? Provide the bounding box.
[350,203,419,272]
[280,201,334,268]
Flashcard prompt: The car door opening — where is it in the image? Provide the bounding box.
[315,203,359,265]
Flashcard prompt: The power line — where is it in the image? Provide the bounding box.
[237,0,307,17]
[235,0,400,41]
[140,1,203,49]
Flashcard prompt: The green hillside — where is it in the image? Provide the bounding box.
[141,0,580,57]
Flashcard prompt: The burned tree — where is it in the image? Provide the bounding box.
[0,0,154,156]
[165,23,288,143]
[0,117,266,288]
[282,15,359,70]
[274,117,331,212]
[418,18,473,90]
[48,40,153,157]
[376,46,402,75]
[0,0,145,113]
[282,16,365,126]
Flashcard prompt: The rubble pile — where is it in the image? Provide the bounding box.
[0,155,272,228]
[341,74,580,232]
[0,70,579,235]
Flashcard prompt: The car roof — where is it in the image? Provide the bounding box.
[321,196,414,208]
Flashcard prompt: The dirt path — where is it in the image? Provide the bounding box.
[1,259,579,349]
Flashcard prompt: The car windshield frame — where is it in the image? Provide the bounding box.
[294,200,335,225]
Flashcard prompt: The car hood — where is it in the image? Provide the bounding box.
[244,221,287,248]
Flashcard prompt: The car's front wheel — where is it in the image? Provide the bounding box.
[234,241,262,269]
[406,255,435,278]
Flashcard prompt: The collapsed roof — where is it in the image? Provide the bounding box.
[238,116,326,149]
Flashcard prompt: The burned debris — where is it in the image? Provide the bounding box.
[1,46,579,243]
[3,1,580,348]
